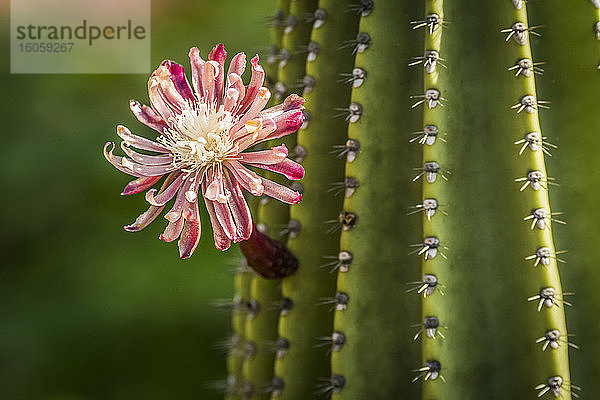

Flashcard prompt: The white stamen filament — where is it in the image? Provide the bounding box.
[162,102,240,171]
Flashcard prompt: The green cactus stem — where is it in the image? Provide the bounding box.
[531,0,600,396]
[225,262,253,400]
[331,1,423,399]
[412,1,573,398]
[240,2,292,399]
[273,0,359,398]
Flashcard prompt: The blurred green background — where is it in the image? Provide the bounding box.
[0,0,274,398]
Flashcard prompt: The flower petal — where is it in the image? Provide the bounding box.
[160,60,196,103]
[224,170,253,242]
[165,175,196,222]
[208,44,227,106]
[160,215,185,242]
[122,176,161,196]
[178,219,201,258]
[203,195,232,251]
[261,177,303,204]
[124,204,165,232]
[225,73,245,113]
[238,144,288,165]
[120,142,173,165]
[237,55,265,115]
[202,181,236,240]
[263,109,305,142]
[224,160,264,196]
[145,172,184,206]
[104,142,144,178]
[229,87,271,134]
[201,60,218,105]
[251,158,305,180]
[129,100,168,133]
[227,52,246,79]
[261,93,306,116]
[116,125,169,153]
[189,47,206,99]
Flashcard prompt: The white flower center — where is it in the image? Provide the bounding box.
[163,102,239,170]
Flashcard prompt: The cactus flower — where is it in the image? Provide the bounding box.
[103,44,305,258]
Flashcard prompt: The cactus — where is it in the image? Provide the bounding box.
[101,0,600,398]
[224,0,600,398]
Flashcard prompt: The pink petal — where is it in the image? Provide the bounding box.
[261,178,303,204]
[229,87,271,134]
[148,67,182,121]
[203,195,232,251]
[164,175,196,222]
[122,176,161,196]
[104,142,144,178]
[116,125,169,153]
[251,159,305,181]
[145,172,184,206]
[201,61,218,105]
[224,88,241,113]
[238,144,288,165]
[160,216,185,242]
[237,55,265,115]
[208,44,227,106]
[261,93,306,116]
[234,117,277,151]
[224,170,253,241]
[224,73,245,113]
[259,109,304,144]
[202,181,236,241]
[227,52,246,79]
[120,142,173,165]
[129,100,168,133]
[224,160,264,196]
[189,47,206,100]
[178,219,201,258]
[160,60,196,103]
[124,204,165,231]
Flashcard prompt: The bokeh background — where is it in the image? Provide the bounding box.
[0,0,274,398]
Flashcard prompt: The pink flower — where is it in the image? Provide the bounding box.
[104,44,305,258]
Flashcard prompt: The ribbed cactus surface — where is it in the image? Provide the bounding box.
[223,0,600,399]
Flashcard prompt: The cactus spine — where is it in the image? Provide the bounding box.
[274,1,359,398]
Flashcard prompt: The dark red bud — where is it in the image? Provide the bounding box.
[239,226,299,279]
